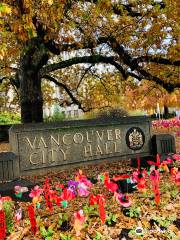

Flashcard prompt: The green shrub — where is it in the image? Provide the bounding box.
[0,112,20,124]
[45,111,65,122]
[44,104,65,122]
[96,108,128,119]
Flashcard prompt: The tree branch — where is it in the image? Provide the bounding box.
[135,56,180,66]
[104,37,180,92]
[43,74,92,112]
[76,64,95,90]
[0,76,19,88]
[40,55,127,79]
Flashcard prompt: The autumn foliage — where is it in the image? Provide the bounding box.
[0,0,179,122]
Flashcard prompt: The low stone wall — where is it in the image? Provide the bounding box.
[0,152,19,181]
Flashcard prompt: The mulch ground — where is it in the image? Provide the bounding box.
[0,158,179,240]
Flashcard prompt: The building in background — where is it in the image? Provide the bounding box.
[43,83,83,119]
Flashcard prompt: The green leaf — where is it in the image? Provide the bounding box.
[40,226,48,237]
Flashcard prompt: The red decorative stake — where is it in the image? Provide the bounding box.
[150,169,160,206]
[156,154,161,167]
[0,210,6,240]
[28,204,37,235]
[43,178,53,212]
[97,195,106,223]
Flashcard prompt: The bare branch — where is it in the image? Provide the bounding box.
[43,74,92,112]
[135,56,180,66]
[76,64,95,90]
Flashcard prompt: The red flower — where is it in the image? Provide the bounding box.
[154,189,160,205]
[89,194,98,206]
[61,188,75,201]
[147,154,161,168]
[137,179,146,190]
[105,181,118,193]
[89,194,106,223]
[156,154,161,166]
[0,210,6,240]
[161,158,172,165]
[55,183,64,191]
[0,196,12,202]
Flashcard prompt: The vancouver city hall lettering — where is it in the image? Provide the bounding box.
[23,128,122,166]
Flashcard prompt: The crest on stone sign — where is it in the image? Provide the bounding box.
[126,127,145,150]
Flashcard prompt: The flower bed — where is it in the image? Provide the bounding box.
[152,118,180,133]
[152,118,180,153]
[0,154,180,240]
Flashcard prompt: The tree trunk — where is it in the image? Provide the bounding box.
[163,105,169,119]
[20,69,43,123]
[18,43,48,123]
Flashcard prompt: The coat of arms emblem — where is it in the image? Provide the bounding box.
[126,127,145,150]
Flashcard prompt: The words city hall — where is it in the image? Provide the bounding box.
[23,128,122,165]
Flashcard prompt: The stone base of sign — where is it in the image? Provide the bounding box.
[9,117,152,178]
[151,134,176,156]
[0,152,19,181]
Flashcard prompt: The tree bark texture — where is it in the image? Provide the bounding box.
[18,43,48,123]
[19,70,43,123]
[163,105,169,119]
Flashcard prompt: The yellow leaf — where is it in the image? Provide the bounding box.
[48,0,53,6]
[0,3,11,14]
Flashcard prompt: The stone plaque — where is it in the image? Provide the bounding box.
[9,117,152,176]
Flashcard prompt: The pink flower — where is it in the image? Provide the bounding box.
[82,178,93,188]
[162,158,172,165]
[175,171,180,185]
[118,195,131,208]
[29,185,43,198]
[173,154,180,161]
[77,183,89,197]
[113,192,123,202]
[15,208,22,223]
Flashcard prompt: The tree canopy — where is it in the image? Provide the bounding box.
[0,0,179,122]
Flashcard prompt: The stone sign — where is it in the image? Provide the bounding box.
[9,117,152,176]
